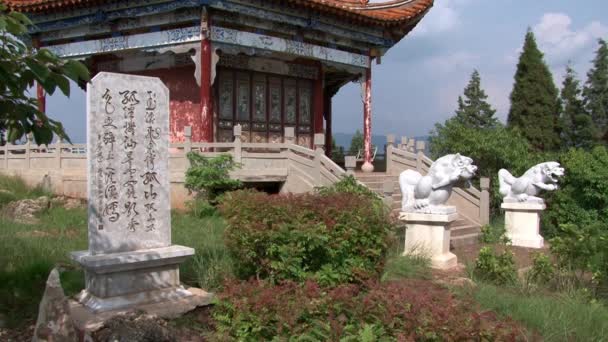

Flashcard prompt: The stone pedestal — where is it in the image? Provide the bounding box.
[71,245,195,312]
[400,210,459,269]
[502,201,545,249]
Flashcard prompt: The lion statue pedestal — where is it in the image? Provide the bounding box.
[498,162,564,249]
[398,153,477,270]
[501,201,545,248]
[400,211,459,269]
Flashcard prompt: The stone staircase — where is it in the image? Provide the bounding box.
[355,172,481,247]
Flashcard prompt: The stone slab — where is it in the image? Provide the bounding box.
[69,287,213,332]
[71,245,194,273]
[399,210,459,224]
[501,202,546,211]
[87,72,170,255]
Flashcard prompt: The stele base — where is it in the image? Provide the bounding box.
[71,245,197,314]
[502,201,545,249]
[400,210,459,270]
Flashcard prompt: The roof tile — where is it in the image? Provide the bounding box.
[5,0,433,26]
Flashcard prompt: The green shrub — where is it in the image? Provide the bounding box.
[184,153,241,203]
[219,190,391,286]
[474,246,517,285]
[528,253,555,285]
[315,175,380,201]
[213,279,524,341]
[543,147,608,292]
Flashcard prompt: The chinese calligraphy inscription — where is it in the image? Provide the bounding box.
[87,72,170,254]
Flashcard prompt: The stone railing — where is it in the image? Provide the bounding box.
[384,135,490,226]
[0,126,346,208]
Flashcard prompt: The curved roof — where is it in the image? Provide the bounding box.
[5,0,433,27]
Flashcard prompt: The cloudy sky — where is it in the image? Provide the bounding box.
[45,0,608,142]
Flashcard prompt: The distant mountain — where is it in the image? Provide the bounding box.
[333,132,429,154]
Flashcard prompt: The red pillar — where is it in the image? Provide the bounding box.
[361,66,374,172]
[200,10,213,142]
[314,66,324,134]
[33,38,46,115]
[36,83,46,113]
[324,93,332,157]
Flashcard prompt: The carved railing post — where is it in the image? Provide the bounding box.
[415,141,425,172]
[233,124,242,163]
[3,141,9,169]
[345,156,356,176]
[313,133,325,184]
[399,136,408,150]
[382,179,394,207]
[386,134,395,174]
[55,138,63,169]
[407,138,415,152]
[284,127,295,145]
[480,177,490,225]
[26,133,32,169]
[184,126,192,153]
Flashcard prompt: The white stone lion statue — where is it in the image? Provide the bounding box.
[498,162,564,203]
[399,154,477,213]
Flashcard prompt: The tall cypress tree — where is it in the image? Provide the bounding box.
[507,29,560,151]
[454,70,498,129]
[583,39,608,142]
[560,65,595,149]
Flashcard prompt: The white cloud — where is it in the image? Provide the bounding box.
[533,13,608,64]
[424,51,480,73]
[411,0,471,36]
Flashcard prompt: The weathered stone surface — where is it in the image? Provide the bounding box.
[2,196,49,224]
[32,268,78,342]
[86,72,170,254]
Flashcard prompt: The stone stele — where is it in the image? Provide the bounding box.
[71,72,197,313]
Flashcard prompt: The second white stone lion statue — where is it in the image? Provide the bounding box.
[399,153,477,213]
[498,162,564,203]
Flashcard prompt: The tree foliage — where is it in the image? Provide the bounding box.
[454,69,498,129]
[507,30,560,151]
[348,129,364,156]
[430,120,536,212]
[543,147,608,291]
[560,65,596,149]
[184,153,242,203]
[0,5,90,144]
[583,39,608,142]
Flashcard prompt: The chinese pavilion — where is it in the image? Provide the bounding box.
[7,0,433,172]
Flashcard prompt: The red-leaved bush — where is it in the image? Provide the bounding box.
[212,278,526,341]
[218,189,392,285]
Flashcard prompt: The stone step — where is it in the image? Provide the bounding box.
[450,224,480,237]
[450,233,481,247]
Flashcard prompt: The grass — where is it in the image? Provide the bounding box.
[0,174,232,328]
[172,211,232,291]
[0,207,88,327]
[381,251,432,281]
[0,174,50,207]
[471,283,608,341]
